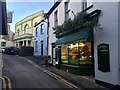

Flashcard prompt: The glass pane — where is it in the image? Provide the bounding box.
[68,43,79,65]
[61,45,68,63]
[79,42,92,64]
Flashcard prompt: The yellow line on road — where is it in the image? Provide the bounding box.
[0,77,6,90]
[3,76,12,90]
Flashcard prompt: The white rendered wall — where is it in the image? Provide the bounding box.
[93,2,119,85]
[48,1,64,64]
[48,0,83,65]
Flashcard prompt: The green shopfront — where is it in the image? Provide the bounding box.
[55,28,94,76]
[53,8,101,76]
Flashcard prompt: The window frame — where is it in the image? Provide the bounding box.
[61,41,92,65]
[54,10,58,27]
[41,23,44,34]
[24,24,29,34]
[35,41,38,52]
[65,1,70,20]
[82,0,92,10]
[35,27,38,37]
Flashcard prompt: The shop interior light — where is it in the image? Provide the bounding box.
[69,43,78,48]
[69,43,86,48]
[79,43,85,47]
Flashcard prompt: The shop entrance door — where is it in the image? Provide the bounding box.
[51,43,56,65]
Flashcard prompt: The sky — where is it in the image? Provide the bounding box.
[6,0,54,32]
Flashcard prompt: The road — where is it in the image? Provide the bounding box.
[2,54,74,89]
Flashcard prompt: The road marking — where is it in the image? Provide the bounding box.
[3,76,12,89]
[0,77,6,89]
[18,56,81,89]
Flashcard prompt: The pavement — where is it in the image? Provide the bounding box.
[19,56,109,90]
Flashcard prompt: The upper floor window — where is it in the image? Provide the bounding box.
[41,23,44,34]
[35,27,38,37]
[17,29,20,36]
[54,10,58,27]
[82,0,92,10]
[1,42,6,47]
[2,35,5,39]
[65,1,70,20]
[24,24,29,34]
[34,22,38,26]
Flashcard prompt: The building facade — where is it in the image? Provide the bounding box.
[34,19,48,56]
[14,11,44,48]
[47,0,93,71]
[47,0,120,88]
[0,24,14,49]
[92,1,120,88]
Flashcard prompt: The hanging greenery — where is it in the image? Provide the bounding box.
[53,9,101,38]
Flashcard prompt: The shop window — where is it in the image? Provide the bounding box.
[79,42,92,64]
[68,43,79,65]
[61,41,92,65]
[61,45,68,63]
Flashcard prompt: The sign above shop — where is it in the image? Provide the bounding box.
[7,11,13,23]
[97,43,110,72]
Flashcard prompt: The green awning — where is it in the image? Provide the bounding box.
[56,29,92,45]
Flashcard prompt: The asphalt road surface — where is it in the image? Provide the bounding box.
[2,54,74,89]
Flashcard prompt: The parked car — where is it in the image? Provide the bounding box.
[4,47,19,55]
[0,47,5,53]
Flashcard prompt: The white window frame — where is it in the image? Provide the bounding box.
[54,10,58,27]
[35,27,38,37]
[41,23,44,34]
[83,0,92,10]
[65,1,70,20]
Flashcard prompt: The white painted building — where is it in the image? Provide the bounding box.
[34,19,48,56]
[47,0,120,88]
[47,0,92,66]
[91,1,120,88]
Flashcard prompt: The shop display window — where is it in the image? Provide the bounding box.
[61,41,92,65]
[68,43,79,64]
[61,45,68,63]
[79,42,92,64]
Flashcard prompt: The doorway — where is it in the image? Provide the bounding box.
[41,41,43,56]
[51,43,56,65]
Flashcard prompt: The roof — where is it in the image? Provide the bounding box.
[34,19,45,27]
[46,0,62,17]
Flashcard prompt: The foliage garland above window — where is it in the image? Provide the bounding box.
[53,9,101,38]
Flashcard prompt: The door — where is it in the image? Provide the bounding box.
[41,41,43,55]
[51,43,56,65]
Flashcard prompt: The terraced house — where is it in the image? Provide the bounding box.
[47,0,120,88]
[14,11,44,48]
